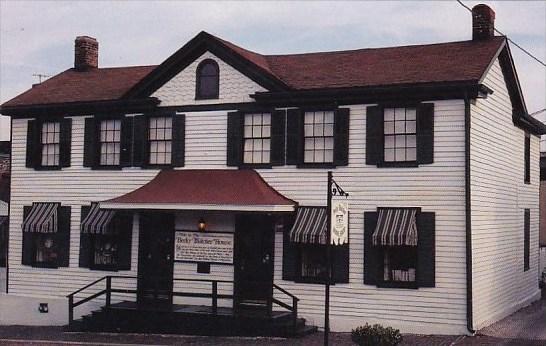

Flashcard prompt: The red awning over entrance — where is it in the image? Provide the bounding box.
[100,169,296,212]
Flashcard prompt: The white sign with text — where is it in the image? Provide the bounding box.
[174,231,234,264]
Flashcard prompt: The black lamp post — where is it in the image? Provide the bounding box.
[324,170,348,346]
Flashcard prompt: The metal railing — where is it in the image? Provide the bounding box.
[67,276,300,333]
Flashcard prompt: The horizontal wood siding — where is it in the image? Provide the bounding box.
[151,51,266,106]
[470,58,541,329]
[8,84,467,332]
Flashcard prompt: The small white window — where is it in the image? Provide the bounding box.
[41,122,60,166]
[303,111,334,163]
[384,107,417,162]
[99,119,121,166]
[243,113,271,164]
[148,117,172,165]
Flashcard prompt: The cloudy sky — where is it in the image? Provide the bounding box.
[1,0,545,143]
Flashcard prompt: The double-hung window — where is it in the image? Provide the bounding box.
[243,113,271,164]
[148,117,173,165]
[383,107,417,163]
[303,111,334,164]
[41,122,60,167]
[99,119,121,166]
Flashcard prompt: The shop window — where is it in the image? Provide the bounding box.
[300,244,328,281]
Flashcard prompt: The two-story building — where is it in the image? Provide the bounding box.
[1,4,545,336]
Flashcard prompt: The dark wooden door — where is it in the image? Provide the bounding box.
[234,214,274,312]
[137,212,174,306]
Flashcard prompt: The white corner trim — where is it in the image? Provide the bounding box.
[99,202,295,212]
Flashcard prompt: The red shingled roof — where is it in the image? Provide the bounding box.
[1,33,506,108]
[2,65,155,107]
[101,169,295,210]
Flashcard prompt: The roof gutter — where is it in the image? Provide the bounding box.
[0,97,160,118]
[464,91,476,335]
[251,81,490,106]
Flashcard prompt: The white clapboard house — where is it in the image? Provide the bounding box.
[0,4,545,336]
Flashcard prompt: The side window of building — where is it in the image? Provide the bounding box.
[363,208,435,288]
[282,207,349,284]
[226,110,285,167]
[524,132,530,184]
[21,203,70,268]
[366,103,434,167]
[26,118,72,169]
[195,59,219,100]
[79,203,132,271]
[524,208,530,271]
[83,113,185,169]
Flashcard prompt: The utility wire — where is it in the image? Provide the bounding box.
[456,0,546,67]
[529,108,546,117]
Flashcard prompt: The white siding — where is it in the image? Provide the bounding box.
[151,51,267,106]
[7,97,469,334]
[470,58,541,329]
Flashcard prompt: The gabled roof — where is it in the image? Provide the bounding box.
[100,169,296,212]
[2,32,506,110]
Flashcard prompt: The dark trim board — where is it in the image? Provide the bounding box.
[464,92,475,334]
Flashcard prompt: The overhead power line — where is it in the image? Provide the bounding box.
[456,0,546,67]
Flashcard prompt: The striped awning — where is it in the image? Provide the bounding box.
[372,208,418,246]
[0,216,7,227]
[22,202,59,233]
[81,203,117,235]
[289,207,327,245]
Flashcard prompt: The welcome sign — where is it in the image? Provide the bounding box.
[174,231,234,264]
[331,201,349,245]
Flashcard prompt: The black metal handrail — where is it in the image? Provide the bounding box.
[272,284,299,333]
[66,275,234,325]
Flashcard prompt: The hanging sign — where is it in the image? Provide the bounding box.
[331,201,349,245]
[174,231,234,264]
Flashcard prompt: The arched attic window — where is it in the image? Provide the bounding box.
[195,59,220,99]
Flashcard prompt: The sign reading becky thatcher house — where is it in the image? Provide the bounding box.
[0,3,545,336]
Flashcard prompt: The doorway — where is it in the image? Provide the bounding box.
[137,212,174,307]
[234,214,274,313]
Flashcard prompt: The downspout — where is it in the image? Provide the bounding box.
[464,91,475,334]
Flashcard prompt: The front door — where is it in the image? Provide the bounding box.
[234,214,274,312]
[137,212,174,306]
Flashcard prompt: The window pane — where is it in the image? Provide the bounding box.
[324,123,334,137]
[395,148,406,161]
[384,121,394,135]
[304,150,314,163]
[314,150,324,162]
[384,108,395,121]
[385,136,395,149]
[406,148,417,161]
[384,148,395,162]
[406,108,416,121]
[395,135,406,148]
[244,139,253,151]
[407,135,416,148]
[263,151,270,163]
[314,123,323,136]
[199,76,217,97]
[304,112,314,124]
[244,151,253,163]
[262,114,271,125]
[304,124,314,136]
[324,111,334,124]
[262,125,270,137]
[304,138,314,151]
[324,150,333,163]
[253,151,262,163]
[325,138,334,150]
[406,120,416,133]
[254,139,262,151]
[316,138,324,150]
[262,139,270,151]
[395,108,405,121]
[253,125,261,137]
[395,121,406,134]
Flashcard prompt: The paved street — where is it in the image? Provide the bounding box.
[0,293,544,345]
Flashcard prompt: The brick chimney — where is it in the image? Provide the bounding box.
[472,4,495,40]
[74,36,98,70]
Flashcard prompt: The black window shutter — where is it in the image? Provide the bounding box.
[59,118,72,167]
[117,212,133,271]
[524,133,530,184]
[226,111,243,167]
[79,206,91,268]
[57,206,71,267]
[286,109,303,165]
[120,116,133,167]
[132,115,148,167]
[83,117,98,168]
[365,106,384,166]
[363,212,380,285]
[333,108,350,166]
[172,113,186,167]
[282,230,298,281]
[270,110,286,166]
[26,120,40,168]
[417,103,434,164]
[22,206,34,265]
[417,212,435,287]
[332,244,349,283]
[524,209,530,271]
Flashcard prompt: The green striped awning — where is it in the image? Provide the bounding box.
[372,208,418,246]
[289,207,327,245]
